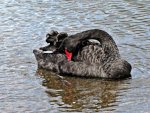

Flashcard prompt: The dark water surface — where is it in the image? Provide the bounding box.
[0,0,150,112]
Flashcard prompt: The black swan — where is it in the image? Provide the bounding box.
[33,29,132,79]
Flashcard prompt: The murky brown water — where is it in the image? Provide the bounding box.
[0,0,150,112]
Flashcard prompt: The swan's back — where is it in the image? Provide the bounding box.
[76,45,106,64]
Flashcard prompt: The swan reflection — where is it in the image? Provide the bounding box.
[36,69,130,112]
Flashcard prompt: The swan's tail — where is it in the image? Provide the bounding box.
[106,59,132,79]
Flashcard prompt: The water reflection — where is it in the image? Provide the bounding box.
[0,0,150,112]
[37,69,130,112]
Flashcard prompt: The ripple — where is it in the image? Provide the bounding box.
[0,0,150,112]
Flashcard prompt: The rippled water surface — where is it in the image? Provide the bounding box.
[0,0,150,112]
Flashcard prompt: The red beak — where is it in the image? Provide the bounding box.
[65,49,72,61]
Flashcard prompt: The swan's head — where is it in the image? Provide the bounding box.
[58,37,102,61]
[57,37,80,61]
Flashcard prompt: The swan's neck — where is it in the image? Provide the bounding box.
[81,29,120,57]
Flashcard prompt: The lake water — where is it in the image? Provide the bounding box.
[0,0,150,112]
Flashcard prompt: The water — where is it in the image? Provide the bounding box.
[0,0,150,112]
